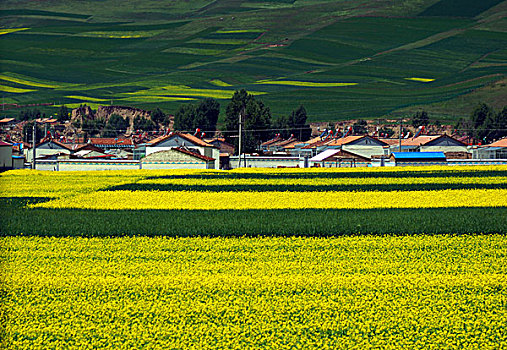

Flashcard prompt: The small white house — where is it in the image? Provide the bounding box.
[142,148,216,169]
[0,141,13,168]
[402,135,468,153]
[325,135,389,159]
[25,139,73,162]
[146,133,219,169]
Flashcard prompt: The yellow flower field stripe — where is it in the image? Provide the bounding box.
[216,29,264,33]
[75,30,166,39]
[127,84,266,99]
[120,96,197,103]
[0,169,209,198]
[0,73,58,88]
[3,235,507,349]
[65,95,109,102]
[0,28,29,36]
[405,77,435,83]
[137,176,507,187]
[163,47,225,56]
[190,38,250,45]
[32,189,507,210]
[55,102,104,109]
[210,79,233,87]
[254,80,358,87]
[0,85,36,93]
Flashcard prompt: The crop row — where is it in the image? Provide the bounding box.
[2,198,505,236]
[106,175,507,192]
[32,189,507,210]
[2,166,505,198]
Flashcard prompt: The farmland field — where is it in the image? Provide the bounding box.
[1,166,507,349]
[0,0,506,121]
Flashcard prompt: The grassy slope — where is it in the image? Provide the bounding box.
[0,0,505,122]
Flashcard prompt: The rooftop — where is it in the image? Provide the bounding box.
[487,138,507,147]
[173,147,215,161]
[391,151,446,160]
[147,132,215,148]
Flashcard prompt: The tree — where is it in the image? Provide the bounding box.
[18,108,41,121]
[352,119,368,135]
[57,105,69,122]
[224,89,271,153]
[173,104,196,132]
[224,89,254,138]
[195,98,220,133]
[412,110,429,127]
[243,99,272,152]
[273,115,289,138]
[82,118,105,137]
[102,114,129,137]
[470,103,495,141]
[151,108,166,126]
[134,116,155,132]
[288,105,312,141]
[483,106,507,142]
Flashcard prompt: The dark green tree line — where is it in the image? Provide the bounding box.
[224,90,272,153]
[173,98,220,134]
[273,105,312,140]
[462,103,507,143]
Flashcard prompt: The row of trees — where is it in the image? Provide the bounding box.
[73,114,157,138]
[18,95,505,148]
[222,90,312,153]
[173,98,220,134]
[454,103,507,143]
[17,105,70,122]
[171,90,312,153]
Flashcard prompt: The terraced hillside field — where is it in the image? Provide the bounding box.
[0,0,505,121]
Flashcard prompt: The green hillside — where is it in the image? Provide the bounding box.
[0,0,506,122]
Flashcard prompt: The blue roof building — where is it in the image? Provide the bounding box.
[390,152,447,166]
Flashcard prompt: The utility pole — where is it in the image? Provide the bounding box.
[237,110,242,168]
[32,122,37,170]
[398,117,402,152]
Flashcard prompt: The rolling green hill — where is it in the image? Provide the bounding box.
[0,0,506,122]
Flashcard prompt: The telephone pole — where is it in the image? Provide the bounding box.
[398,117,402,152]
[32,122,37,170]
[237,111,242,168]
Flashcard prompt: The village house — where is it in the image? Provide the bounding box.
[260,135,283,152]
[145,132,219,169]
[309,149,371,167]
[472,138,507,159]
[0,118,17,131]
[0,140,13,169]
[25,139,73,162]
[141,147,215,170]
[325,135,389,159]
[400,135,468,154]
[390,152,447,166]
[204,137,235,156]
[268,136,299,153]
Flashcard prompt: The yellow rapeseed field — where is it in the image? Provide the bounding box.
[32,188,507,210]
[136,175,507,187]
[1,166,507,348]
[2,235,506,349]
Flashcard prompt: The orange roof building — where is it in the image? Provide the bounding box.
[145,132,219,169]
[487,138,507,147]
